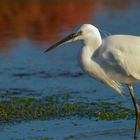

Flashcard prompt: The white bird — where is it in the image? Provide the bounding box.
[45,24,140,139]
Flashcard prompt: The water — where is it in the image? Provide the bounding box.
[0,118,135,140]
[0,0,140,139]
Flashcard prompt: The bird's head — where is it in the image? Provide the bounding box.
[44,24,100,52]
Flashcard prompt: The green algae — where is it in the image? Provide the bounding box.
[41,137,52,140]
[0,96,135,123]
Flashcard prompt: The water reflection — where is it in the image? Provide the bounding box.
[0,0,138,51]
[0,0,99,49]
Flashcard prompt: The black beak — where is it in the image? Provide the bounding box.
[44,31,81,53]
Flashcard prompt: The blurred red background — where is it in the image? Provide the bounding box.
[0,0,133,50]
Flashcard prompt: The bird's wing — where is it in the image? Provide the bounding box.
[99,35,140,80]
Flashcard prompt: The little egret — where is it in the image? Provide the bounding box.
[45,24,140,139]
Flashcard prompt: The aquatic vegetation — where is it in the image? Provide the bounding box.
[0,96,135,123]
[41,137,52,140]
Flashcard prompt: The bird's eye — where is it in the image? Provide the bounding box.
[79,31,83,35]
[75,31,82,37]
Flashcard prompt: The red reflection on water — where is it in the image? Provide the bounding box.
[0,0,136,51]
[100,0,131,9]
[0,0,100,46]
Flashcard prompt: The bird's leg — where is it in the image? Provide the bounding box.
[127,84,140,139]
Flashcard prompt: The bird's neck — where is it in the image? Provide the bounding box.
[79,35,102,74]
[82,34,102,56]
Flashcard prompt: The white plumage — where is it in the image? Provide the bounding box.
[74,25,140,94]
[45,24,140,138]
